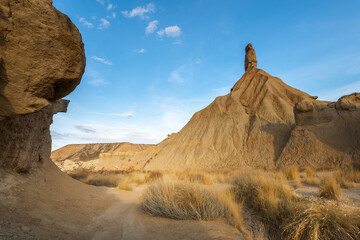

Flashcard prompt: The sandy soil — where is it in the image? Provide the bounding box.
[0,161,245,240]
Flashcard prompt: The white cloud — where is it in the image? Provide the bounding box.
[135,49,146,54]
[146,20,159,34]
[96,0,105,5]
[122,3,155,19]
[157,25,181,38]
[79,17,93,28]
[91,56,113,65]
[107,111,135,117]
[195,59,201,64]
[98,18,110,29]
[107,4,113,11]
[86,69,109,86]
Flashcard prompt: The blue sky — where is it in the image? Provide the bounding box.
[51,0,360,150]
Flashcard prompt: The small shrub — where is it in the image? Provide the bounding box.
[347,169,360,183]
[303,166,317,185]
[282,201,360,240]
[319,176,340,200]
[304,166,316,178]
[175,171,217,185]
[280,166,300,180]
[232,171,297,224]
[148,170,163,180]
[141,181,249,236]
[117,181,132,191]
[333,170,356,189]
[85,174,121,187]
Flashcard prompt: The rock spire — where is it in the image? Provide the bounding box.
[245,43,257,71]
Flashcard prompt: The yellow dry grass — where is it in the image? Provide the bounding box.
[141,181,250,238]
[175,170,224,185]
[280,166,302,188]
[117,181,132,191]
[232,170,298,225]
[333,170,357,189]
[302,166,318,185]
[282,201,360,240]
[319,176,341,200]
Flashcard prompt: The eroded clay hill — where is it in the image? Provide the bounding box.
[52,142,153,171]
[126,44,360,171]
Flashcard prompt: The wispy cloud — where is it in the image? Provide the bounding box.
[169,69,184,83]
[91,56,113,65]
[98,18,110,29]
[135,49,146,54]
[108,111,135,117]
[318,80,360,101]
[157,25,181,38]
[107,12,116,19]
[168,63,195,84]
[146,20,159,34]
[107,3,114,11]
[79,17,93,28]
[122,3,155,19]
[74,125,97,133]
[212,86,231,96]
[91,111,135,118]
[96,0,105,5]
[86,69,109,86]
[173,40,183,45]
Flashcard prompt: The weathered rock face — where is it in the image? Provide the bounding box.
[277,93,360,169]
[0,0,85,120]
[0,100,69,173]
[0,0,85,173]
[244,43,257,71]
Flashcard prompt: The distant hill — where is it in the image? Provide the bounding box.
[51,142,153,171]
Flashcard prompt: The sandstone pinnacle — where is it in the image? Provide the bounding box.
[245,43,257,71]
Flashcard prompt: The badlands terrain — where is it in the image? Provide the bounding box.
[0,0,360,240]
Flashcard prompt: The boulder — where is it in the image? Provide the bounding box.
[0,0,85,120]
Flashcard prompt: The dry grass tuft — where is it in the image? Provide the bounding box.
[333,170,357,189]
[302,166,318,185]
[280,166,300,180]
[175,171,218,185]
[282,201,360,240]
[117,181,132,191]
[319,176,341,200]
[232,170,298,224]
[148,170,163,180]
[280,166,302,188]
[141,181,249,237]
[85,173,121,187]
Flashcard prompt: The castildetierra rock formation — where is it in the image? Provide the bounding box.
[244,43,257,71]
[0,0,85,120]
[126,44,360,171]
[0,0,85,172]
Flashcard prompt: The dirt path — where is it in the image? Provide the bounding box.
[0,163,245,240]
